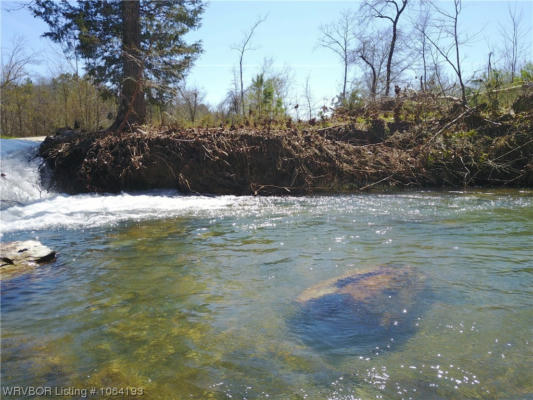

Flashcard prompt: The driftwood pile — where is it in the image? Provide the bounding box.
[39,109,532,195]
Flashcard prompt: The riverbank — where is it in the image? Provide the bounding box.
[38,108,532,195]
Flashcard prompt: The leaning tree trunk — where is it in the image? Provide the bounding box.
[384,21,398,97]
[111,0,146,131]
[383,0,408,97]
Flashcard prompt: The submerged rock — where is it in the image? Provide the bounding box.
[292,265,428,355]
[0,240,56,280]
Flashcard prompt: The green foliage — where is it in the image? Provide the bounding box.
[467,64,532,113]
[30,0,204,105]
[520,63,533,82]
[485,69,505,115]
[0,74,115,137]
[336,89,365,114]
[452,129,477,140]
[246,73,286,122]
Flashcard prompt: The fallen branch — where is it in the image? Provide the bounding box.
[491,138,533,162]
[422,107,477,151]
[359,174,395,191]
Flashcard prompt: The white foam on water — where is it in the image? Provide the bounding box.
[0,138,239,236]
[0,139,50,206]
[2,138,531,237]
[1,191,238,235]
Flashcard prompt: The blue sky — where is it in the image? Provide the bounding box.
[2,1,532,109]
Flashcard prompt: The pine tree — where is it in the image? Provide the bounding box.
[30,0,204,131]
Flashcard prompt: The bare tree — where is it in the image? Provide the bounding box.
[352,29,390,99]
[177,84,205,124]
[318,10,356,101]
[303,75,314,120]
[428,45,448,96]
[1,37,35,90]
[423,0,467,104]
[361,0,408,97]
[220,68,242,117]
[499,3,528,82]
[232,15,267,116]
[412,6,431,92]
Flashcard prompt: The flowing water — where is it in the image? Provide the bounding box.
[1,139,532,400]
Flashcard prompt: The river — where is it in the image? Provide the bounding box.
[1,138,532,399]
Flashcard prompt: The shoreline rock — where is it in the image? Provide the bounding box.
[1,240,56,280]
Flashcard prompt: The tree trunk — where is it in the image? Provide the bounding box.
[359,54,377,99]
[422,35,427,91]
[454,4,466,105]
[370,67,377,99]
[385,22,397,97]
[384,0,408,97]
[111,0,145,131]
[240,55,245,116]
[95,93,100,130]
[343,55,348,100]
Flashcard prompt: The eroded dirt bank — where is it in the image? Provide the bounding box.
[38,113,533,195]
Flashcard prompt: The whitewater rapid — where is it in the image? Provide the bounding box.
[0,139,50,207]
[3,138,531,239]
[0,139,238,237]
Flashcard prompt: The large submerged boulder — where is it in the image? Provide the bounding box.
[291,265,428,356]
[1,240,56,280]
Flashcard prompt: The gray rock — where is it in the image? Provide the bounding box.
[291,265,428,355]
[1,240,56,280]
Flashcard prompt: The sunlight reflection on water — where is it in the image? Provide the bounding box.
[1,190,532,399]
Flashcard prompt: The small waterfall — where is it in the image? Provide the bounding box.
[0,139,50,209]
[0,139,237,236]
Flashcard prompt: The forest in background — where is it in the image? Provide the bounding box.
[1,0,532,138]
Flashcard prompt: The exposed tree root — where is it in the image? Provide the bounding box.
[39,110,533,195]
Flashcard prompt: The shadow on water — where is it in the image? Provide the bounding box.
[289,265,432,358]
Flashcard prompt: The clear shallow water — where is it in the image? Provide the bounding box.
[1,140,533,399]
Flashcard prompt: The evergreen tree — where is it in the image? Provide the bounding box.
[30,0,204,130]
[247,73,286,121]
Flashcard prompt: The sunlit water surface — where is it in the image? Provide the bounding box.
[1,140,532,399]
